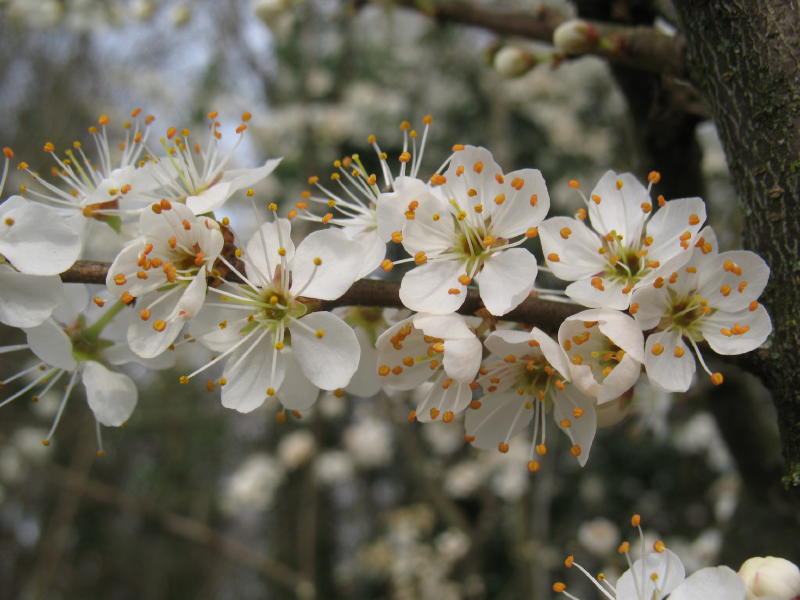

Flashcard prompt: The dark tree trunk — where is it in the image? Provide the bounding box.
[673,0,800,493]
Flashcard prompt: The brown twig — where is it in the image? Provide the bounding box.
[60,260,582,331]
[358,0,685,77]
[44,461,314,596]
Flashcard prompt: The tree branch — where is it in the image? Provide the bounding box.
[60,260,582,330]
[673,0,800,494]
[361,0,686,77]
[44,461,314,596]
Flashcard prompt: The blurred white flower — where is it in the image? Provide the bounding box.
[277,430,317,469]
[221,453,285,515]
[344,416,393,469]
[314,450,355,485]
[577,517,620,557]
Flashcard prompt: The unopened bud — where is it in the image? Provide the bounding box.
[493,45,534,78]
[553,20,598,55]
[739,556,800,600]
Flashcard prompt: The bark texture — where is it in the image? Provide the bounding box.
[674,0,800,490]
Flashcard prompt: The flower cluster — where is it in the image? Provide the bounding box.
[553,515,800,600]
[0,113,772,467]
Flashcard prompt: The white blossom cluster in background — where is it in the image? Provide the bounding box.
[0,112,772,468]
[553,515,800,600]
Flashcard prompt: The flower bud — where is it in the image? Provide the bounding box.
[739,556,800,600]
[553,19,598,55]
[492,45,534,78]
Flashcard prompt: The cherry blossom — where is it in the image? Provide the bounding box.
[14,111,162,232]
[393,144,549,316]
[539,170,706,310]
[105,200,224,358]
[0,285,139,453]
[465,327,597,471]
[554,515,747,600]
[186,215,363,413]
[293,117,433,278]
[151,112,281,215]
[375,312,482,423]
[558,308,644,403]
[630,227,771,391]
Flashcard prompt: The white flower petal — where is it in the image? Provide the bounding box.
[222,333,285,413]
[186,181,233,215]
[645,197,706,264]
[413,313,475,339]
[375,317,434,390]
[442,146,503,208]
[490,168,550,238]
[345,327,382,397]
[615,549,686,600]
[290,228,362,300]
[668,566,746,600]
[415,373,474,422]
[127,289,185,359]
[221,158,282,193]
[52,284,90,325]
[699,250,770,312]
[565,277,630,310]
[377,176,431,242]
[0,197,81,274]
[278,353,320,411]
[484,328,540,357]
[401,189,454,256]
[476,248,537,316]
[399,259,465,314]
[539,216,605,281]
[24,319,77,371]
[553,385,597,466]
[0,268,64,328]
[630,284,671,330]
[81,361,137,427]
[464,392,533,450]
[588,170,650,243]
[443,337,482,382]
[190,297,252,352]
[701,304,772,355]
[531,327,571,380]
[289,311,359,390]
[244,219,294,286]
[644,329,695,392]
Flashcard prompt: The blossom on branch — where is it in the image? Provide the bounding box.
[375,312,482,423]
[540,170,706,310]
[105,200,224,358]
[392,144,549,316]
[187,215,364,414]
[631,227,772,390]
[465,327,597,471]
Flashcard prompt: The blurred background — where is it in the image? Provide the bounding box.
[0,0,797,598]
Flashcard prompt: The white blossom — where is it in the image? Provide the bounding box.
[540,170,706,310]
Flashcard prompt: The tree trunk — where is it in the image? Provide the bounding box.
[673,0,800,493]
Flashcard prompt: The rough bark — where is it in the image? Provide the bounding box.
[673,0,800,491]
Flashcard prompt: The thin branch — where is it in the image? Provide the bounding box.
[60,260,582,330]
[44,461,314,596]
[358,0,686,77]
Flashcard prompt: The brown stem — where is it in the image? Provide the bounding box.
[43,461,314,596]
[60,260,582,331]
[361,0,685,76]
